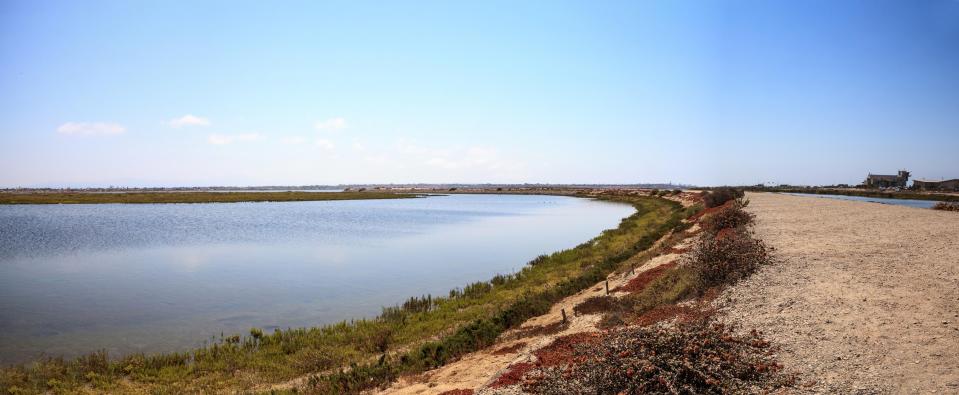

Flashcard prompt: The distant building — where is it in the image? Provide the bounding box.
[913,178,959,191]
[863,170,910,188]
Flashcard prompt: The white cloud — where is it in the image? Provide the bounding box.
[394,141,524,175]
[364,155,388,164]
[396,140,438,156]
[314,117,347,131]
[280,136,308,145]
[57,122,126,136]
[352,140,366,151]
[425,157,458,169]
[207,133,263,145]
[169,114,211,128]
[314,138,335,151]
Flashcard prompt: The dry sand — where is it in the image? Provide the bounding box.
[717,192,959,393]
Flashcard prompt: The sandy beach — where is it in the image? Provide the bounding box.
[717,192,959,393]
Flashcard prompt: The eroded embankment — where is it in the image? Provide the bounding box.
[715,192,959,393]
[376,215,697,395]
[378,190,792,395]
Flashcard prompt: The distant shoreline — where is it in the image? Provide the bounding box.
[0,191,421,205]
[744,187,959,202]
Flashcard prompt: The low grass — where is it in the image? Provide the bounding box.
[0,191,419,204]
[0,194,684,394]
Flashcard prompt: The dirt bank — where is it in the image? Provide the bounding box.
[716,192,959,393]
[375,229,696,394]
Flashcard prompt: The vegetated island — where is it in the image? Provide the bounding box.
[0,191,420,205]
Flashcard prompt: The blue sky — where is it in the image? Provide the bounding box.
[1,0,958,187]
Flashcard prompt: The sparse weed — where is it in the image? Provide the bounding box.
[933,202,959,211]
[702,188,744,208]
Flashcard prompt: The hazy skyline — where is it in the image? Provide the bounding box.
[2,1,958,187]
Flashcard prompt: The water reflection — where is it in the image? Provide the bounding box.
[0,194,634,363]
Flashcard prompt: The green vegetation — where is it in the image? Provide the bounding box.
[702,188,744,208]
[484,190,789,394]
[683,196,769,294]
[0,194,685,394]
[0,191,419,205]
[600,193,770,327]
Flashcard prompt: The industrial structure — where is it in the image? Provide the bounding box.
[913,178,959,191]
[863,170,910,189]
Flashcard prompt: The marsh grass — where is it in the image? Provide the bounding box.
[0,191,418,205]
[0,194,683,394]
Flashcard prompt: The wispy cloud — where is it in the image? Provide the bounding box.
[57,122,126,136]
[395,140,524,174]
[314,138,335,151]
[280,136,308,145]
[363,155,389,164]
[169,114,211,128]
[351,140,366,151]
[314,117,347,132]
[207,133,263,145]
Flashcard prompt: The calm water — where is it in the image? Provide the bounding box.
[0,194,633,364]
[786,193,938,208]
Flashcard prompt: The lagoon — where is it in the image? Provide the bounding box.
[0,194,633,364]
[785,193,938,209]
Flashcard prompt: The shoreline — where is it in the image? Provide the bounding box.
[746,187,959,202]
[367,190,959,394]
[0,191,421,205]
[0,190,693,393]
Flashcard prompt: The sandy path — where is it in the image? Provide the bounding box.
[717,192,959,393]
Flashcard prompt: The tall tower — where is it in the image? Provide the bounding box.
[898,170,910,187]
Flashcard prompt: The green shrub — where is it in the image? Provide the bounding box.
[933,202,959,211]
[702,200,754,233]
[702,188,744,208]
[687,228,769,291]
[598,265,699,328]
